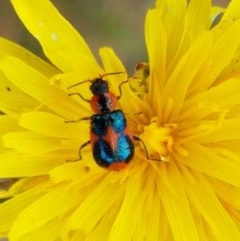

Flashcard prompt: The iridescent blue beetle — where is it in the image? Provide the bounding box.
[67,73,135,171]
[67,73,158,171]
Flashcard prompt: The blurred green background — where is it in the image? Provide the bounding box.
[0,0,230,73]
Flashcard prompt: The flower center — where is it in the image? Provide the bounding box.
[138,117,176,161]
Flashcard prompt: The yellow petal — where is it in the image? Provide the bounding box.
[10,0,100,72]
[84,207,119,241]
[0,151,67,177]
[66,174,125,233]
[50,157,101,184]
[162,32,213,122]
[157,161,198,241]
[50,52,103,77]
[215,140,240,155]
[145,9,167,89]
[178,78,240,122]
[19,111,88,139]
[192,20,240,94]
[18,218,63,241]
[0,70,14,92]
[0,182,46,232]
[3,131,71,154]
[210,178,240,212]
[183,169,240,240]
[145,10,166,115]
[177,142,240,188]
[99,47,127,88]
[99,47,126,72]
[0,91,40,117]
[0,176,48,199]
[108,171,148,241]
[9,184,81,241]
[156,0,187,69]
[184,0,211,37]
[0,57,89,119]
[0,115,20,134]
[196,118,240,143]
[132,171,163,240]
[0,37,58,77]
[221,0,240,23]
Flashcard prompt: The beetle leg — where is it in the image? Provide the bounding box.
[65,116,91,123]
[67,140,91,162]
[133,136,162,161]
[68,92,90,103]
[78,140,91,160]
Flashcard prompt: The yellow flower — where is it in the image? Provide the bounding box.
[1,0,240,240]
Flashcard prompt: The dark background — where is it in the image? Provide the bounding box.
[0,0,230,73]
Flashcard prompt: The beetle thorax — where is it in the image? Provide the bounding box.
[90,93,117,114]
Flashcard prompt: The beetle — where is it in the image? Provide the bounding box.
[66,73,158,171]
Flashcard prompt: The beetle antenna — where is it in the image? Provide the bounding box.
[100,71,126,78]
[67,80,91,89]
[117,80,129,100]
